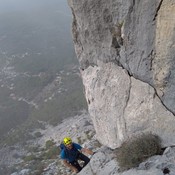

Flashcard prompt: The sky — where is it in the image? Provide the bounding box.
[0,0,70,13]
[0,0,73,56]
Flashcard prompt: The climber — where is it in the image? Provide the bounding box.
[60,137,94,173]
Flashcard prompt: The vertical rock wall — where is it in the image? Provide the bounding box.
[68,0,175,148]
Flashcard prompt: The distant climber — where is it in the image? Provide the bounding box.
[60,137,94,173]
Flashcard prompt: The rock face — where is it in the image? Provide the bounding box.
[79,147,175,175]
[68,0,175,148]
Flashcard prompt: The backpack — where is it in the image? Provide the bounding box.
[60,143,68,155]
[60,143,65,151]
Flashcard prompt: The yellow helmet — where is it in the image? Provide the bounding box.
[63,137,72,145]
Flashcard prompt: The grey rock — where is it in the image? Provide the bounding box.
[81,62,175,148]
[81,63,131,148]
[11,169,30,175]
[68,0,175,148]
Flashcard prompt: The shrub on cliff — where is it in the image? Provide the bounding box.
[43,146,59,159]
[116,133,162,171]
[24,154,37,162]
[45,139,55,149]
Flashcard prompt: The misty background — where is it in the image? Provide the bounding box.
[0,0,87,146]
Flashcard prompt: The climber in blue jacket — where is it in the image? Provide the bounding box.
[60,137,94,173]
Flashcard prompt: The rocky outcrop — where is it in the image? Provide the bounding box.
[80,147,175,175]
[82,63,175,148]
[68,0,175,148]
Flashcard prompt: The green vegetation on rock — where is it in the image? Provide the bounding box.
[116,133,162,171]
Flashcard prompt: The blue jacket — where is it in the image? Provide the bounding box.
[60,143,82,162]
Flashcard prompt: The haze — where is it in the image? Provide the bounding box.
[0,0,87,141]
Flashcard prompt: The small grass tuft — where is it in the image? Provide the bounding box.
[116,133,162,171]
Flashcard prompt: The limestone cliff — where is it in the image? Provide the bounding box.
[68,0,175,148]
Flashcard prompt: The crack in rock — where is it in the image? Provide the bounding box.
[123,74,132,132]
[153,0,164,20]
